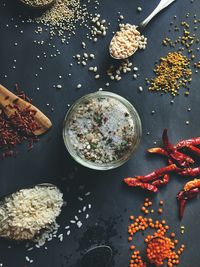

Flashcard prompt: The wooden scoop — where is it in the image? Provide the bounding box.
[0,84,52,136]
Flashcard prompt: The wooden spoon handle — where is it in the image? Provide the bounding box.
[32,106,52,135]
[0,84,19,106]
[0,84,52,136]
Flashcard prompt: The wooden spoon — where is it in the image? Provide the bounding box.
[0,84,52,136]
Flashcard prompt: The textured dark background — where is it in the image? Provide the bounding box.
[0,0,200,266]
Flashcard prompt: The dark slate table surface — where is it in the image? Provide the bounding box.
[0,0,200,266]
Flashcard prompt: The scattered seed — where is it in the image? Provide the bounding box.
[77,84,82,89]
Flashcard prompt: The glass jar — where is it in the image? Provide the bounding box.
[63,91,142,170]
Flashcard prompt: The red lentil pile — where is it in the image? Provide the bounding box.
[0,85,40,159]
[128,199,185,267]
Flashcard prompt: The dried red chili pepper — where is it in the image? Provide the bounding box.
[184,179,200,191]
[162,129,194,168]
[177,166,200,177]
[147,147,168,156]
[177,198,186,220]
[124,178,158,193]
[148,130,195,167]
[148,147,174,166]
[185,145,200,157]
[133,164,179,182]
[177,188,199,219]
[176,137,200,149]
[124,129,200,218]
[152,174,170,187]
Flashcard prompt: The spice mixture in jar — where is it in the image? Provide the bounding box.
[64,92,140,168]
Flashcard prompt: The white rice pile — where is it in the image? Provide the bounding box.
[0,184,63,240]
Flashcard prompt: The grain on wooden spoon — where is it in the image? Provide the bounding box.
[0,84,52,136]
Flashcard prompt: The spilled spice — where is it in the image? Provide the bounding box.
[78,217,119,266]
[0,84,40,159]
[163,18,200,59]
[147,14,200,97]
[147,52,192,97]
[128,198,185,267]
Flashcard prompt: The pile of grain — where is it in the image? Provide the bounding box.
[21,0,53,7]
[34,0,89,36]
[0,184,63,240]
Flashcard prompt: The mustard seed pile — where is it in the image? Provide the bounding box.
[147,52,192,97]
[147,13,200,97]
[110,24,147,59]
[0,185,63,240]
